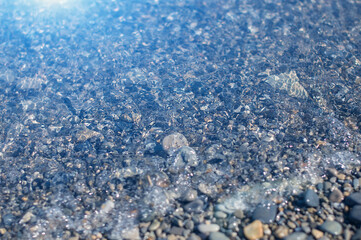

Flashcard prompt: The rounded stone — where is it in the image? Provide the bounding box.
[162,133,188,154]
[184,199,204,213]
[303,189,319,207]
[312,229,324,239]
[214,211,227,219]
[319,220,343,235]
[209,232,230,240]
[345,192,361,206]
[349,205,361,224]
[243,220,263,240]
[197,224,220,234]
[329,188,344,203]
[274,226,289,239]
[284,232,307,240]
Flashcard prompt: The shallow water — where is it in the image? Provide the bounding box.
[0,0,360,238]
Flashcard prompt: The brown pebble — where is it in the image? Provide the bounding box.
[274,226,289,239]
[329,188,344,203]
[312,229,324,239]
[243,220,264,240]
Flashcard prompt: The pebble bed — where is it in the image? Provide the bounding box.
[0,0,361,239]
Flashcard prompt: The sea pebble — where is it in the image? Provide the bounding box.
[184,199,204,213]
[319,220,343,235]
[329,188,344,203]
[284,232,307,240]
[252,203,277,223]
[303,189,320,207]
[345,192,361,206]
[209,232,230,240]
[197,224,220,234]
[162,132,189,154]
[349,205,361,224]
[243,220,263,240]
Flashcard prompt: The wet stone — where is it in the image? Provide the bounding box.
[162,132,189,154]
[214,211,227,219]
[329,188,344,203]
[243,220,263,240]
[168,146,198,173]
[197,224,220,234]
[319,220,343,235]
[149,220,161,231]
[345,192,361,206]
[284,232,308,240]
[311,229,324,239]
[352,229,361,240]
[349,205,361,224]
[184,199,204,213]
[252,203,277,223]
[187,233,201,240]
[170,226,184,236]
[274,226,289,239]
[209,232,230,240]
[303,189,320,208]
[180,189,198,202]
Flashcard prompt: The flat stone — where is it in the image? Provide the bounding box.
[329,188,344,203]
[345,192,361,206]
[122,227,140,240]
[304,189,319,207]
[170,226,184,236]
[252,203,277,223]
[349,205,361,224]
[209,232,230,240]
[319,220,343,235]
[184,199,204,213]
[197,224,220,234]
[284,232,307,240]
[243,220,263,240]
[233,209,244,219]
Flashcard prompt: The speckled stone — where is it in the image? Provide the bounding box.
[329,188,344,203]
[209,232,230,240]
[319,220,343,235]
[284,232,307,240]
[243,220,263,240]
[304,189,320,207]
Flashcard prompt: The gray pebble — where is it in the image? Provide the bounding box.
[252,203,277,223]
[349,205,361,224]
[149,220,161,231]
[353,179,360,190]
[184,219,194,230]
[319,220,343,235]
[304,189,319,207]
[187,233,201,240]
[214,211,227,219]
[181,189,198,202]
[184,199,204,213]
[170,226,184,236]
[209,232,230,240]
[197,224,220,234]
[284,232,308,240]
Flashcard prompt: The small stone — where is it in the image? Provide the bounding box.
[312,229,324,239]
[122,227,140,240]
[252,203,277,223]
[180,189,198,202]
[274,226,289,239]
[209,232,230,240]
[304,189,320,207]
[184,220,194,230]
[19,211,33,224]
[349,205,361,224]
[327,168,338,177]
[214,211,227,219]
[197,224,220,234]
[319,220,343,235]
[162,132,189,154]
[284,232,307,240]
[0,228,6,235]
[243,220,263,240]
[187,233,201,240]
[353,179,360,189]
[337,173,346,180]
[170,226,184,236]
[329,188,344,203]
[184,199,204,213]
[233,209,244,219]
[149,220,161,231]
[345,192,361,206]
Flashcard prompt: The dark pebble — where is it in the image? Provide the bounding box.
[349,205,361,224]
[184,199,204,213]
[351,228,361,240]
[2,213,15,227]
[252,203,277,223]
[345,192,361,206]
[303,189,319,208]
